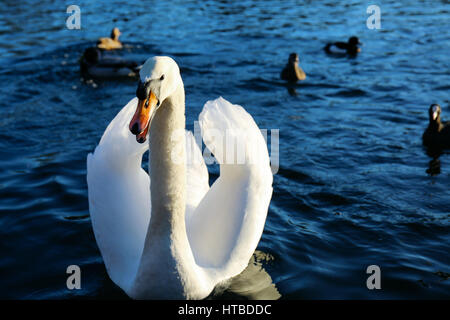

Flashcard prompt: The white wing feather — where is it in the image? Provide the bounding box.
[87,98,150,293]
[187,97,273,283]
[184,131,209,221]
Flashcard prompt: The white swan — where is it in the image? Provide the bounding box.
[87,56,273,299]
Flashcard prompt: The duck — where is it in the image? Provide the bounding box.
[280,53,306,82]
[87,56,273,299]
[324,36,361,55]
[423,104,450,148]
[80,47,140,79]
[97,27,123,50]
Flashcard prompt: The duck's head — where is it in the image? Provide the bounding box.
[129,56,182,143]
[288,53,299,65]
[111,27,121,40]
[348,36,360,46]
[82,47,101,64]
[429,103,441,122]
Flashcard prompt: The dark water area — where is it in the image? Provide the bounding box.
[0,0,449,299]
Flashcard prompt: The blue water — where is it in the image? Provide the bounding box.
[0,0,449,299]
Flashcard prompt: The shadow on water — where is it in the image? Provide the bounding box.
[209,250,281,300]
[69,250,281,300]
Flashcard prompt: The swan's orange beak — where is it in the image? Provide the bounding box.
[129,91,158,143]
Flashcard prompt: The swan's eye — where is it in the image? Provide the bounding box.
[160,75,165,81]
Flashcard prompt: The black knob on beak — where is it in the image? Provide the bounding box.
[136,81,149,100]
[130,122,140,135]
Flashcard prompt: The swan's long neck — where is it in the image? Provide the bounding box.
[148,84,186,232]
[130,83,201,299]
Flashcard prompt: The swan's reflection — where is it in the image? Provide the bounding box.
[208,250,281,300]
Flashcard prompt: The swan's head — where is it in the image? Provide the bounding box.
[129,56,182,143]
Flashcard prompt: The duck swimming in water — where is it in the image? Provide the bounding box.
[280,53,306,82]
[423,104,450,148]
[80,47,140,79]
[97,27,123,50]
[324,36,361,56]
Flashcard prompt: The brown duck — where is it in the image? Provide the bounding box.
[280,53,306,82]
[97,27,123,50]
[423,104,450,148]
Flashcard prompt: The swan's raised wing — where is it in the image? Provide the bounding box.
[187,97,273,283]
[185,130,210,222]
[87,98,150,293]
[87,99,211,293]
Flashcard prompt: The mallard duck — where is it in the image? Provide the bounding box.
[324,36,361,55]
[423,104,450,148]
[280,53,306,82]
[80,47,140,79]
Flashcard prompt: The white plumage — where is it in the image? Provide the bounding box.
[87,56,273,299]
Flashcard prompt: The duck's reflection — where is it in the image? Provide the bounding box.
[425,147,444,176]
[208,250,281,300]
[426,157,441,176]
[287,85,298,96]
